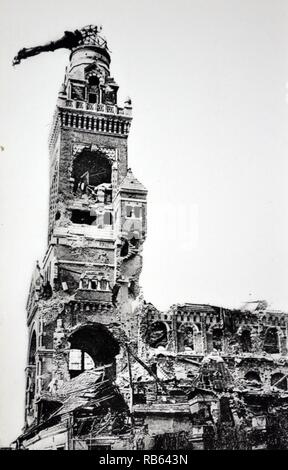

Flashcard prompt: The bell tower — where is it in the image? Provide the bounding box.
[22,26,147,429]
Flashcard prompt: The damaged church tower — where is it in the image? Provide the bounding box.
[16,26,148,449]
[15,25,288,451]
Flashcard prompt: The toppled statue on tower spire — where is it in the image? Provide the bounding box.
[12,25,107,66]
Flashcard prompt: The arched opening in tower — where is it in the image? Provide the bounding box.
[72,150,112,195]
[87,75,100,104]
[68,324,119,379]
[244,370,262,387]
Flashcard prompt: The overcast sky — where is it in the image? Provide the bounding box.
[0,0,288,446]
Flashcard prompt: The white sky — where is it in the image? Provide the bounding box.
[0,0,288,446]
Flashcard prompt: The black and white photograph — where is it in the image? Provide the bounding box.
[0,0,288,454]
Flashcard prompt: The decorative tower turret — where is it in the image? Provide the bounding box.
[20,25,147,429]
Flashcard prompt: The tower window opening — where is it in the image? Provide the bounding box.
[72,150,112,194]
[88,93,97,104]
[90,280,97,290]
[71,84,85,101]
[71,209,97,225]
[87,76,99,104]
[81,278,89,289]
[88,75,99,87]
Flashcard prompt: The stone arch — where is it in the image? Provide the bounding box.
[67,323,120,379]
[145,321,169,348]
[244,370,262,384]
[177,322,199,352]
[271,372,288,391]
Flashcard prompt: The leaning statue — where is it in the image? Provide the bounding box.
[12,25,106,66]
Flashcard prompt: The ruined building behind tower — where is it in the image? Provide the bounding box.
[15,26,288,450]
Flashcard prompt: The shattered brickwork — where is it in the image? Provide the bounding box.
[16,27,288,450]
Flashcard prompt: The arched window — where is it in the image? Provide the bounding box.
[271,372,287,391]
[72,150,111,195]
[87,75,100,104]
[241,329,252,352]
[245,371,261,384]
[146,322,168,348]
[68,324,119,379]
[263,327,279,354]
